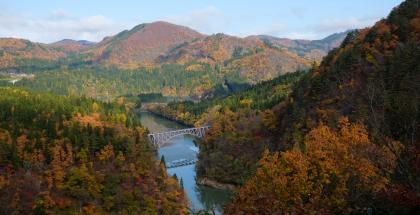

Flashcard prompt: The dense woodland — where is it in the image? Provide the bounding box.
[0,0,418,214]
[226,0,419,213]
[148,70,305,125]
[6,64,226,101]
[0,88,187,214]
[151,0,420,214]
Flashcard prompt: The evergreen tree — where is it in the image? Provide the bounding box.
[160,155,166,168]
[180,178,184,189]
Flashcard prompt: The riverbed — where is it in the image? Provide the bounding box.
[138,111,232,214]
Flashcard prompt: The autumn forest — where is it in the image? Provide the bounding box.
[0,0,419,214]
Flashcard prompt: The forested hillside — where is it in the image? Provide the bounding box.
[49,39,95,52]
[0,22,346,100]
[143,70,307,188]
[148,70,305,125]
[223,0,419,213]
[254,30,349,61]
[0,88,187,214]
[83,21,205,68]
[155,0,420,213]
[10,64,224,100]
[0,21,341,72]
[0,0,417,214]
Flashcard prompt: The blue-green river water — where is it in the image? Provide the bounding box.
[138,112,232,214]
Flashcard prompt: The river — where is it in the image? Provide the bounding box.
[138,111,232,214]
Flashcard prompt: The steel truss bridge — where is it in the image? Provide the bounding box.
[148,126,210,148]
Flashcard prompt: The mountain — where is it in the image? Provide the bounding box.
[253,30,350,61]
[0,21,346,99]
[224,0,419,213]
[145,0,419,213]
[49,39,95,51]
[84,21,205,68]
[160,33,311,83]
[0,38,66,70]
[275,1,419,152]
[159,33,263,64]
[0,21,345,72]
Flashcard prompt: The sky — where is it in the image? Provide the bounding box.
[0,0,404,43]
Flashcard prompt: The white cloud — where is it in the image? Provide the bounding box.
[0,4,383,43]
[312,17,378,34]
[0,7,132,43]
[238,23,287,37]
[278,17,379,40]
[282,32,319,40]
[163,6,230,35]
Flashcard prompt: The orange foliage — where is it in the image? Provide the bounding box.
[225,118,396,214]
[74,113,104,127]
[97,144,115,162]
[185,64,204,72]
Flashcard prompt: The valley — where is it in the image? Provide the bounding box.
[0,21,348,101]
[0,0,418,214]
[138,111,232,214]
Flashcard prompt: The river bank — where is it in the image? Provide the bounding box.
[197,177,237,191]
[140,109,238,192]
[137,111,232,213]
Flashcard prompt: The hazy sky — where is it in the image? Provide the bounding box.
[0,0,404,43]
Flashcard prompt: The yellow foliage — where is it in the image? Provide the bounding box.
[239,98,253,107]
[185,64,203,72]
[97,144,115,162]
[92,102,100,112]
[261,110,277,130]
[116,97,125,105]
[115,151,126,166]
[0,175,8,190]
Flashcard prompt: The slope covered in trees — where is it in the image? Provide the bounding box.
[83,21,205,68]
[0,22,346,99]
[9,64,224,100]
[0,22,338,72]
[222,0,419,213]
[225,118,398,214]
[0,88,187,214]
[142,71,306,188]
[49,39,95,52]
[254,30,349,61]
[148,70,305,125]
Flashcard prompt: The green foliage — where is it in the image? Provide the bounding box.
[150,71,305,125]
[0,87,187,214]
[195,108,271,185]
[224,0,420,213]
[8,64,226,101]
[138,93,166,103]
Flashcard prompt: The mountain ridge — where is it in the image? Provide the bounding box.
[0,21,348,72]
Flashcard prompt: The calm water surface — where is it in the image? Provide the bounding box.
[138,112,232,214]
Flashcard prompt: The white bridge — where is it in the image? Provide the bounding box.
[148,126,210,148]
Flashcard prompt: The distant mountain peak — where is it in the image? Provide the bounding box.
[84,21,205,67]
[49,39,95,52]
[51,39,95,45]
[126,21,204,36]
[252,31,350,61]
[0,21,347,70]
